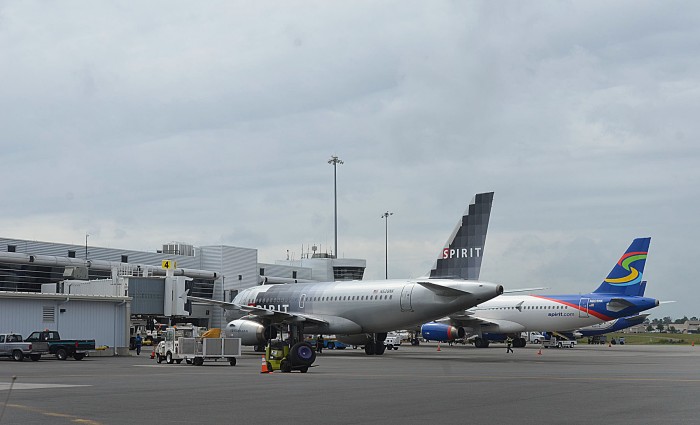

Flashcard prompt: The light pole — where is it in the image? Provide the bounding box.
[381,211,393,279]
[328,155,343,258]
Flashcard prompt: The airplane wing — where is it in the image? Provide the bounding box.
[445,313,526,334]
[187,295,329,326]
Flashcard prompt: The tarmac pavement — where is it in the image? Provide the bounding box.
[1,343,698,424]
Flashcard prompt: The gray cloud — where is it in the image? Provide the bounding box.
[0,1,697,319]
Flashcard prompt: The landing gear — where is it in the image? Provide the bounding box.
[364,333,388,355]
[474,337,490,348]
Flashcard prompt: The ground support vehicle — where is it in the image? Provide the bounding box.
[524,332,546,344]
[305,337,348,350]
[24,331,95,360]
[264,340,316,373]
[0,333,45,361]
[384,333,402,350]
[588,335,608,344]
[542,337,577,348]
[155,328,241,366]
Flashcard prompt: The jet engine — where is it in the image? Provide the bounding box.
[421,323,465,342]
[224,319,277,346]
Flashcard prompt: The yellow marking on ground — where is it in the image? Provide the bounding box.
[7,403,104,424]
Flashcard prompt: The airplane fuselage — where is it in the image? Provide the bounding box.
[468,293,658,334]
[226,278,503,334]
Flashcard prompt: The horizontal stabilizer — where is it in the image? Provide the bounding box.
[503,287,547,294]
[188,294,237,309]
[417,281,471,297]
[606,298,636,312]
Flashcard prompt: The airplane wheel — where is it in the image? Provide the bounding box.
[374,343,386,355]
[364,342,375,355]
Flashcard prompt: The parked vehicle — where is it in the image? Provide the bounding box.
[264,340,315,373]
[24,330,95,360]
[305,336,348,350]
[588,335,608,345]
[542,336,577,348]
[0,333,44,361]
[155,327,241,366]
[384,333,402,350]
[524,332,546,344]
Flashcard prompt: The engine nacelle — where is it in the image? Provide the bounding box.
[421,323,465,342]
[224,319,277,346]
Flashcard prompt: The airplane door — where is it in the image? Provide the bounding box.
[400,284,414,312]
[299,294,306,309]
[579,298,590,318]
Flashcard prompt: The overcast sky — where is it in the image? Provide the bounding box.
[1,1,698,319]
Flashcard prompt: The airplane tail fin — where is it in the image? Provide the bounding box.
[637,280,647,297]
[593,238,650,296]
[429,192,494,280]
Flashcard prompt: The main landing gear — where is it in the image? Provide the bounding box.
[364,333,387,355]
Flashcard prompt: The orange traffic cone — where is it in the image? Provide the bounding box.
[437,341,441,352]
[692,341,695,347]
[537,347,542,355]
[260,356,270,374]
[150,348,155,359]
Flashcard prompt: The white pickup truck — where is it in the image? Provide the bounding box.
[384,333,402,350]
[542,337,577,349]
[0,333,43,361]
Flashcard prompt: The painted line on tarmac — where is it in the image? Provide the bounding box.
[0,383,91,391]
[4,403,102,424]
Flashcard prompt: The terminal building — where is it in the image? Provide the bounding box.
[0,237,366,353]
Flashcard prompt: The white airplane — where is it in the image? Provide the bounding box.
[421,238,660,347]
[189,192,504,358]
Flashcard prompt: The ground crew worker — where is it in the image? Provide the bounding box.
[317,335,324,353]
[135,334,143,355]
[506,336,513,353]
